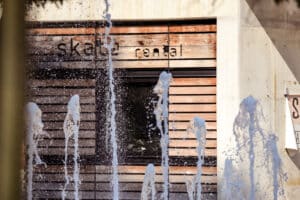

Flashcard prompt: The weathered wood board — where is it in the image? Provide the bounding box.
[31,165,217,199]
[168,77,217,160]
[27,21,217,199]
[28,78,97,156]
[27,24,216,69]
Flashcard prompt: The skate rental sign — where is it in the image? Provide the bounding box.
[56,39,183,59]
[27,25,216,69]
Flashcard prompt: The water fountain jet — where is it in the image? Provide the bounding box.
[153,71,172,200]
[61,95,81,200]
[141,163,156,200]
[26,102,47,200]
[103,0,119,199]
[232,95,287,199]
[185,117,207,200]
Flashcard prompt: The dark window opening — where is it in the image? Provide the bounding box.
[96,69,162,165]
[122,79,161,164]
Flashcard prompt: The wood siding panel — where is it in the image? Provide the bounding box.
[168,76,217,197]
[169,33,216,46]
[31,88,95,96]
[169,148,217,157]
[112,60,168,68]
[169,130,217,139]
[169,113,216,121]
[27,22,217,199]
[169,104,217,112]
[28,25,216,69]
[169,139,217,148]
[170,121,216,130]
[98,26,169,34]
[107,34,168,47]
[28,78,96,157]
[170,77,216,86]
[169,59,216,68]
[169,24,217,33]
[29,79,96,87]
[39,104,96,113]
[31,96,95,104]
[31,165,217,199]
[39,147,95,155]
[27,27,96,35]
[42,113,96,121]
[169,95,216,103]
[169,86,216,95]
[46,130,96,139]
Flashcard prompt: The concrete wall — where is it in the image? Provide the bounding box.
[26,0,300,199]
[239,0,300,199]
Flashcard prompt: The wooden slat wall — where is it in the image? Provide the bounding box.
[27,24,216,69]
[168,77,217,198]
[169,77,217,157]
[32,165,217,199]
[28,79,96,156]
[27,22,217,199]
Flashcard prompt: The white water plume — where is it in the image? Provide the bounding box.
[141,164,156,200]
[103,0,119,199]
[264,134,287,199]
[185,117,206,200]
[26,102,47,200]
[232,95,286,200]
[61,95,81,200]
[221,158,245,200]
[153,71,172,200]
[233,96,264,200]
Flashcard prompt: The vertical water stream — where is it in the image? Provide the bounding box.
[141,163,156,200]
[62,95,81,200]
[232,96,286,199]
[103,0,119,199]
[153,71,172,200]
[26,102,46,200]
[186,117,207,200]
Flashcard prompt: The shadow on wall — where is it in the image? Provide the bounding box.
[275,0,300,7]
[287,149,300,169]
[245,0,300,82]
